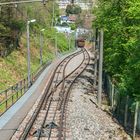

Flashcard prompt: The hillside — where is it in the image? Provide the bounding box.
[0,2,70,91]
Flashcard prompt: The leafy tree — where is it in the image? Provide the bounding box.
[66,4,82,16]
[71,0,74,4]
[70,23,77,30]
[93,0,140,100]
[0,1,59,53]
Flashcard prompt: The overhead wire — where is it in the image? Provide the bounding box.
[0,0,44,6]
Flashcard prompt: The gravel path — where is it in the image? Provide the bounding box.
[67,49,132,140]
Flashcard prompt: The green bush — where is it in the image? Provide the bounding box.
[66,4,82,15]
[70,23,77,30]
[93,0,140,100]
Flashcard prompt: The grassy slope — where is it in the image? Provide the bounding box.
[0,28,75,91]
[0,33,55,91]
[0,1,77,92]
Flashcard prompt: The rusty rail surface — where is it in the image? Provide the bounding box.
[17,48,90,140]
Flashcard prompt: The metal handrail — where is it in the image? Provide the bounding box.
[0,61,51,116]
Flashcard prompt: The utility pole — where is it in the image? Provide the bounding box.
[55,33,58,56]
[133,102,139,139]
[40,32,43,65]
[94,28,99,90]
[67,32,71,51]
[27,21,31,87]
[69,34,71,51]
[26,19,36,87]
[40,29,45,65]
[75,30,77,49]
[51,0,55,27]
[97,29,104,106]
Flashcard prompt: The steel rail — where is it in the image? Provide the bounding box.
[37,49,86,139]
[52,51,82,92]
[40,48,88,139]
[41,50,84,110]
[42,50,86,111]
[19,49,84,140]
[47,49,86,140]
[50,50,86,94]
[58,50,87,139]
[58,48,87,139]
[58,49,86,111]
[41,53,80,110]
[59,48,90,140]
[36,51,84,139]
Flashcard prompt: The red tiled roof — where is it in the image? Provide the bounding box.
[68,15,77,21]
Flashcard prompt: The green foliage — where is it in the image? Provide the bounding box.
[0,1,70,91]
[44,28,68,52]
[75,16,83,27]
[0,1,59,51]
[69,23,77,30]
[93,0,140,100]
[57,33,68,52]
[9,20,25,31]
[66,4,82,15]
[61,22,69,27]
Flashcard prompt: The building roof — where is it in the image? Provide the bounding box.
[60,16,68,21]
[68,15,77,21]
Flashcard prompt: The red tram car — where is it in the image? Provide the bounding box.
[76,38,85,48]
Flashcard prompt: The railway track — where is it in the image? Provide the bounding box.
[15,48,90,140]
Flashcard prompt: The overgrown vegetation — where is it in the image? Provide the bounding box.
[66,4,82,16]
[93,0,140,101]
[0,1,70,91]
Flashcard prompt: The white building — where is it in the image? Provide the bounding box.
[54,26,71,34]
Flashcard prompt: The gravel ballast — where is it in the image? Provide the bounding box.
[67,49,132,140]
[11,48,132,140]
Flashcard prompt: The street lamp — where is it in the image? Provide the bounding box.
[51,0,55,27]
[68,34,71,51]
[27,19,36,87]
[40,28,45,65]
[55,32,58,57]
[74,30,77,49]
[66,32,71,51]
